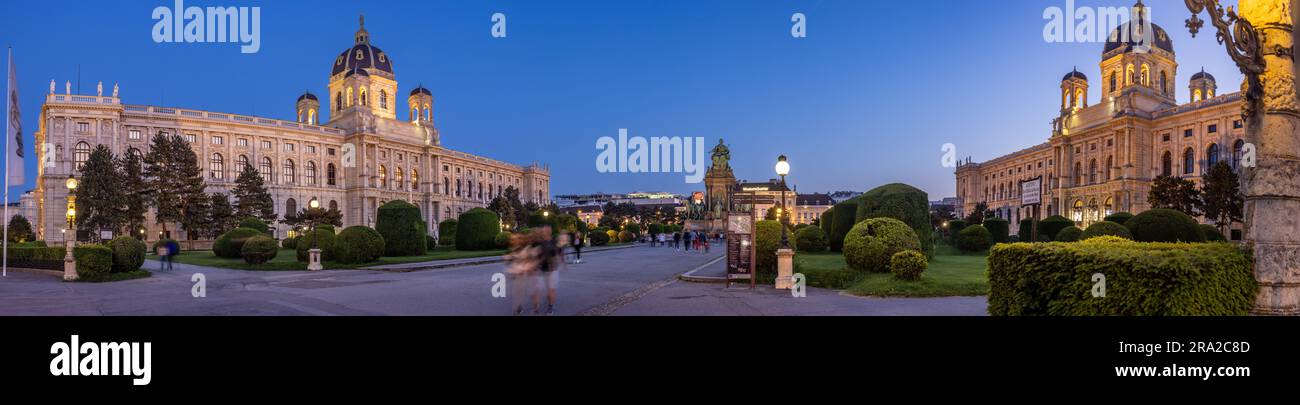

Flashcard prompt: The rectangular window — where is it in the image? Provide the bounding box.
[307,145,316,154]
[184,134,196,143]
[380,151,387,159]
[128,129,141,140]
[211,136,224,145]
[1184,129,1193,138]
[261,140,272,149]
[1107,139,1114,147]
[1090,143,1097,150]
[1162,133,1170,142]
[237,138,249,147]
[1208,124,1218,134]
[1233,120,1243,129]
[327,148,336,156]
[77,122,89,133]
[284,143,295,152]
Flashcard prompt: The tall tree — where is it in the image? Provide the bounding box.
[7,215,34,243]
[210,193,238,236]
[1200,162,1244,233]
[76,145,124,240]
[180,192,213,240]
[487,196,517,229]
[1148,175,1203,216]
[231,164,276,223]
[503,186,526,226]
[117,149,149,237]
[965,202,988,225]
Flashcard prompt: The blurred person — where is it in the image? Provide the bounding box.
[531,226,564,315]
[504,233,539,316]
[683,230,693,252]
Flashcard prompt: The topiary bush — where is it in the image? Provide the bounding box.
[618,230,634,243]
[282,236,299,249]
[213,228,262,258]
[754,220,782,280]
[238,217,270,234]
[856,183,931,253]
[1018,219,1034,242]
[988,239,1255,315]
[606,229,618,243]
[455,208,501,251]
[241,235,279,264]
[1081,221,1132,240]
[334,226,386,264]
[956,224,992,252]
[590,229,610,246]
[376,200,427,256]
[1200,224,1227,242]
[1104,212,1134,225]
[314,224,336,235]
[295,229,338,262]
[1055,226,1083,242]
[107,236,146,273]
[890,250,927,281]
[1038,215,1073,242]
[494,231,513,248]
[74,244,113,279]
[842,217,921,273]
[984,218,1010,244]
[828,200,859,252]
[947,219,967,244]
[794,226,828,252]
[819,209,834,235]
[1125,208,1205,243]
[438,219,458,246]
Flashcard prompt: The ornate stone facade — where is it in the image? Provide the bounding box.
[33,18,551,241]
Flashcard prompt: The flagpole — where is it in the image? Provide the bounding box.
[3,46,11,278]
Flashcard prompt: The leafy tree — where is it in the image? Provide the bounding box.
[931,204,957,228]
[282,206,344,229]
[231,164,276,223]
[487,196,517,229]
[1148,175,1203,217]
[7,215,34,243]
[1200,162,1243,233]
[117,149,149,236]
[965,202,988,225]
[143,133,206,238]
[503,186,527,226]
[209,193,238,236]
[77,145,124,240]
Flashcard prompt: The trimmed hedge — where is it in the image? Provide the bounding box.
[984,218,1010,244]
[856,183,932,253]
[828,201,859,252]
[74,244,113,279]
[988,239,1255,315]
[1081,221,1132,240]
[438,219,458,246]
[107,236,146,273]
[842,217,921,273]
[819,210,834,235]
[282,236,299,249]
[295,229,337,262]
[754,220,782,279]
[1038,215,1074,242]
[890,250,927,281]
[1018,219,1034,242]
[456,208,502,251]
[241,235,279,264]
[590,229,610,246]
[334,226,386,264]
[213,228,263,258]
[1055,226,1083,242]
[5,246,65,261]
[377,200,427,256]
[794,226,828,252]
[315,224,336,234]
[947,219,967,243]
[618,230,634,243]
[238,217,270,234]
[1125,208,1205,243]
[1104,212,1134,225]
[956,224,992,252]
[1200,224,1227,242]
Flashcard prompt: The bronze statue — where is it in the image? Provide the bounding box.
[710,138,730,171]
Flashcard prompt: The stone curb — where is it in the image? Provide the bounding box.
[362,244,640,272]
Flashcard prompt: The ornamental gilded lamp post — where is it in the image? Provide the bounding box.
[774,155,795,290]
[775,155,791,249]
[307,198,323,271]
[63,175,79,281]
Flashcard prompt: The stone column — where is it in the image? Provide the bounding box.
[1241,0,1299,314]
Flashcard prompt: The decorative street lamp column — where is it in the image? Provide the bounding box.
[774,155,795,289]
[1186,0,1298,314]
[307,199,323,271]
[63,175,79,281]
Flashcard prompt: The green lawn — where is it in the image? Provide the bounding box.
[793,244,990,297]
[167,246,508,271]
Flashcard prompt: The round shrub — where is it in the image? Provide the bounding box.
[1038,215,1074,242]
[238,217,269,234]
[107,236,146,273]
[1081,221,1132,240]
[794,226,828,252]
[842,218,921,273]
[295,229,338,262]
[376,200,427,256]
[1125,208,1206,243]
[494,231,512,248]
[829,200,859,252]
[437,219,458,246]
[314,224,336,234]
[213,228,262,258]
[1055,226,1083,242]
[618,230,634,243]
[1104,212,1134,225]
[984,218,1010,244]
[1200,224,1227,242]
[890,250,928,281]
[456,208,501,251]
[606,229,618,242]
[956,224,992,252]
[947,219,967,243]
[282,236,299,249]
[754,220,782,279]
[334,226,386,264]
[74,244,113,279]
[590,229,610,246]
[241,235,279,264]
[856,183,931,253]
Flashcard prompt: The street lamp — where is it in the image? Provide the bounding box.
[775,155,791,249]
[63,175,79,281]
[307,198,323,271]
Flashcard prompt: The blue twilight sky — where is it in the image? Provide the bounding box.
[0,0,1243,200]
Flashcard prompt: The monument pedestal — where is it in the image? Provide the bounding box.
[775,248,794,289]
[307,248,323,271]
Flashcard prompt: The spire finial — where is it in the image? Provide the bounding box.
[360,14,365,28]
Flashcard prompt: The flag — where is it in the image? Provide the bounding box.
[6,47,23,186]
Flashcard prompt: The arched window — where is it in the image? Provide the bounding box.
[378,165,387,188]
[1194,89,1203,102]
[411,169,419,191]
[359,86,368,106]
[1160,71,1168,94]
[1073,162,1083,186]
[335,92,342,111]
[74,142,91,170]
[346,87,353,107]
[1072,200,1085,223]
[1088,199,1100,223]
[260,157,273,182]
[308,109,316,125]
[395,167,405,190]
[283,159,296,184]
[286,198,297,217]
[467,180,473,196]
[327,163,337,186]
[1088,159,1098,184]
[1074,88,1085,108]
[1108,72,1117,93]
[210,153,224,180]
[305,161,317,185]
[1162,151,1172,176]
[1104,156,1113,181]
[1140,64,1150,86]
[379,89,388,110]
[1232,139,1245,170]
[1125,64,1135,85]
[237,155,249,173]
[1183,147,1195,175]
[479,182,484,200]
[329,200,338,212]
[1104,197,1114,217]
[456,179,462,197]
[444,177,449,195]
[1206,143,1221,170]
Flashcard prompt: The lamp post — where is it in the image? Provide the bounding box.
[307,198,323,271]
[775,155,791,249]
[63,175,79,281]
[774,155,795,290]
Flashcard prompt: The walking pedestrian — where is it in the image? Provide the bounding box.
[505,233,539,316]
[571,231,584,264]
[673,232,681,250]
[683,230,693,252]
[531,227,564,315]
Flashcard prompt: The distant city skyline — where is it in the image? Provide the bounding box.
[1,0,1244,201]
